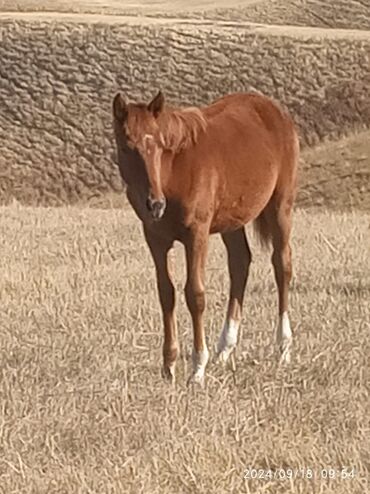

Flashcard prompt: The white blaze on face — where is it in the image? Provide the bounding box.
[217,318,239,363]
[142,134,162,167]
[141,133,164,202]
[143,134,154,155]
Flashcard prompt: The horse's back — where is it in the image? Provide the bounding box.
[204,92,297,150]
[197,93,299,231]
[202,92,299,185]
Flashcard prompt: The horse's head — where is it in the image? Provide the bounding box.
[113,91,167,221]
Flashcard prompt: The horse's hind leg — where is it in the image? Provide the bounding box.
[217,228,251,363]
[265,197,294,363]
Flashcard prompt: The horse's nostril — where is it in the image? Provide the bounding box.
[146,197,153,212]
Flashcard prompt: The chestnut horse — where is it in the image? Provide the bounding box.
[112,90,299,385]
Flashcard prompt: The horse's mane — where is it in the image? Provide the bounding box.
[157,107,207,153]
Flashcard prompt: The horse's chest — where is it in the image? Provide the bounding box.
[126,187,148,222]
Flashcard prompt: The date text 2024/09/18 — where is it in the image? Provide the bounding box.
[243,467,356,481]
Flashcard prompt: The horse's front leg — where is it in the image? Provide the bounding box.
[184,228,210,385]
[143,226,178,383]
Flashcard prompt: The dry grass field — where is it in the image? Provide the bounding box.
[0,1,370,205]
[0,205,369,494]
[0,0,369,493]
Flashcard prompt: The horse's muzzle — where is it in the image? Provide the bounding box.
[146,196,166,220]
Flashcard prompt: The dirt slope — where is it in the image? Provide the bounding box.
[193,0,370,31]
[300,130,370,211]
[0,13,369,206]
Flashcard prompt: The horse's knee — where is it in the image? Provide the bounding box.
[158,278,175,312]
[185,281,205,315]
[163,344,178,365]
[272,245,292,281]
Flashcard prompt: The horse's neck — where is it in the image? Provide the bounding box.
[159,107,207,153]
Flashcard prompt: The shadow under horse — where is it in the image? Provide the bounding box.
[112,90,299,385]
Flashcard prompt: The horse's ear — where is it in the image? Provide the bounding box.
[113,93,128,122]
[148,91,164,118]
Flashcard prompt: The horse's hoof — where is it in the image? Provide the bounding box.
[187,372,205,387]
[161,365,176,384]
[216,345,235,364]
[217,321,238,364]
[278,340,292,365]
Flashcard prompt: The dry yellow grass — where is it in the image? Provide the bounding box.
[0,204,369,493]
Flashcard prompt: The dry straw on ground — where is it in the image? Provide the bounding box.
[0,205,369,493]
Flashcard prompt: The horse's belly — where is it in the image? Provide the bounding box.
[210,188,272,233]
[211,211,254,233]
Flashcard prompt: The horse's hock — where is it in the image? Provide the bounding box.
[0,18,369,206]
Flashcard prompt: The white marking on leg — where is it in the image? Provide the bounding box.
[217,319,239,363]
[191,346,209,385]
[277,311,292,364]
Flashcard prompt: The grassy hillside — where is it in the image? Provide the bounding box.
[194,0,370,30]
[0,16,369,205]
[1,0,369,30]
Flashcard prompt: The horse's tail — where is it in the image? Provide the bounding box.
[253,125,299,251]
[253,211,272,250]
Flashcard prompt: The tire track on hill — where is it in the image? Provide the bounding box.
[1,0,369,31]
[1,11,370,39]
